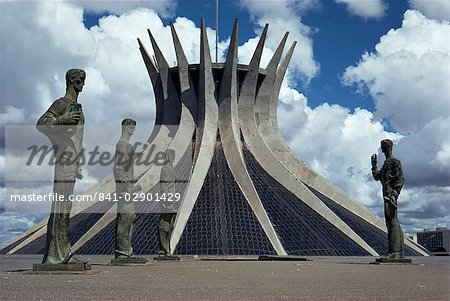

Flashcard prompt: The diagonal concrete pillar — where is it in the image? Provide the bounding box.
[217,21,286,255]
[170,19,219,253]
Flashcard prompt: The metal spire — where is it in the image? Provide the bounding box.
[216,0,219,63]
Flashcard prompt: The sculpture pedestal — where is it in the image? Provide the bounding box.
[110,257,148,265]
[33,262,91,271]
[153,255,181,261]
[373,257,412,264]
[258,255,311,261]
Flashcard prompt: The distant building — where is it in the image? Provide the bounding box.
[417,227,450,254]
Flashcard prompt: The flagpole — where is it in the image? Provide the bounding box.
[215,0,219,63]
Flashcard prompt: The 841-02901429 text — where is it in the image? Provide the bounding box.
[9,192,181,203]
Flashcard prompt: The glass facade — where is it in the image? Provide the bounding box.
[308,186,421,256]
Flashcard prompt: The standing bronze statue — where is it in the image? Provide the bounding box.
[156,149,179,260]
[371,139,406,259]
[36,69,86,266]
[112,118,146,264]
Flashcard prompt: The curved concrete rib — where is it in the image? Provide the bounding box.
[148,29,181,128]
[240,33,378,256]
[137,38,164,142]
[135,38,174,176]
[218,21,286,255]
[257,44,428,257]
[253,32,288,129]
[4,220,47,254]
[170,19,219,253]
[0,217,42,253]
[167,22,197,163]
[170,23,198,123]
[6,225,48,254]
[134,26,197,196]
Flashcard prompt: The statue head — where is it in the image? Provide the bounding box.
[381,139,393,156]
[121,118,136,136]
[66,69,86,93]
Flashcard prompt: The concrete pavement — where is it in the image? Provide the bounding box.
[1,255,448,301]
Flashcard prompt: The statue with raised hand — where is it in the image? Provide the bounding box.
[371,139,405,259]
[36,69,86,265]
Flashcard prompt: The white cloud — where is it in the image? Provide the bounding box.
[398,185,450,235]
[2,1,94,122]
[395,116,450,187]
[0,205,47,247]
[239,0,320,82]
[335,0,387,19]
[342,10,450,134]
[409,0,450,21]
[277,89,400,208]
[0,106,27,125]
[72,0,177,18]
[432,142,450,170]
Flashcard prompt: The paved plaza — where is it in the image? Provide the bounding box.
[0,255,448,300]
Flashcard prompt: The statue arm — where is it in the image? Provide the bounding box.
[372,168,381,181]
[37,100,80,128]
[371,154,380,181]
[36,104,61,135]
[36,100,81,136]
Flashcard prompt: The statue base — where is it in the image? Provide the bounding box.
[373,257,412,264]
[153,255,181,261]
[110,257,148,265]
[258,255,311,261]
[33,262,91,271]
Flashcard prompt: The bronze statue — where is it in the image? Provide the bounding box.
[113,118,144,262]
[36,68,86,264]
[371,139,405,259]
[158,149,177,258]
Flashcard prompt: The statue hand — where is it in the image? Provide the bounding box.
[60,111,81,125]
[371,154,377,167]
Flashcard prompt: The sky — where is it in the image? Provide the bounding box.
[0,0,449,247]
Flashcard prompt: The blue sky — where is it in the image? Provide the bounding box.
[0,0,449,247]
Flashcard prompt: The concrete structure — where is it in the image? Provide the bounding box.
[417,227,450,254]
[1,20,429,257]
